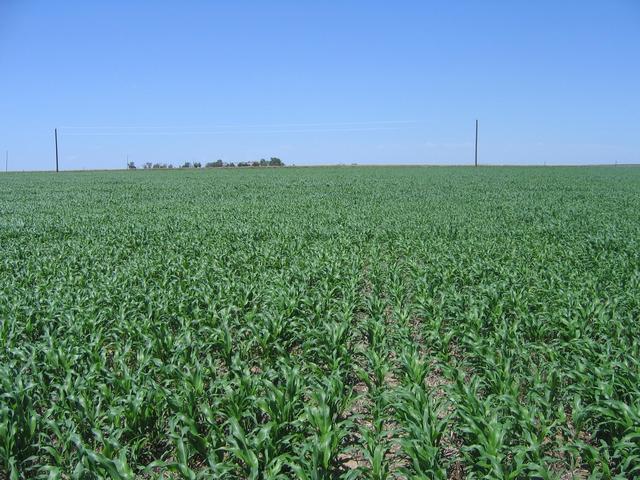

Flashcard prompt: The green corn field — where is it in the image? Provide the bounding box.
[1,166,639,479]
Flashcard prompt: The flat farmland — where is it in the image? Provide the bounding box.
[1,166,639,479]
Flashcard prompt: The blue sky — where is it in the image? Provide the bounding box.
[1,1,639,170]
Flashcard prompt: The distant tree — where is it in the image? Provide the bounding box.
[193,162,202,168]
[260,158,268,167]
[251,161,260,167]
[237,161,250,167]
[152,163,161,169]
[269,157,284,167]
[227,162,235,167]
[144,162,153,169]
[168,164,174,169]
[181,162,192,169]
[127,161,136,169]
[206,159,224,168]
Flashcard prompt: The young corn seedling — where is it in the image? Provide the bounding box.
[294,389,353,479]
[395,385,448,479]
[399,346,430,387]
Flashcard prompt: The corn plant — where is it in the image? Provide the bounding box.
[1,166,639,478]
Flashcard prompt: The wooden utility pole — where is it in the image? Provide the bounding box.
[474,120,478,167]
[55,128,59,172]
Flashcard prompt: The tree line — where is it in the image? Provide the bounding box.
[127,157,284,170]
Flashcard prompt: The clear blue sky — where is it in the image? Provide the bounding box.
[1,1,639,170]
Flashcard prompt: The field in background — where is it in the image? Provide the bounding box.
[1,166,639,479]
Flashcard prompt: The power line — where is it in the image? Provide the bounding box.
[59,120,417,130]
